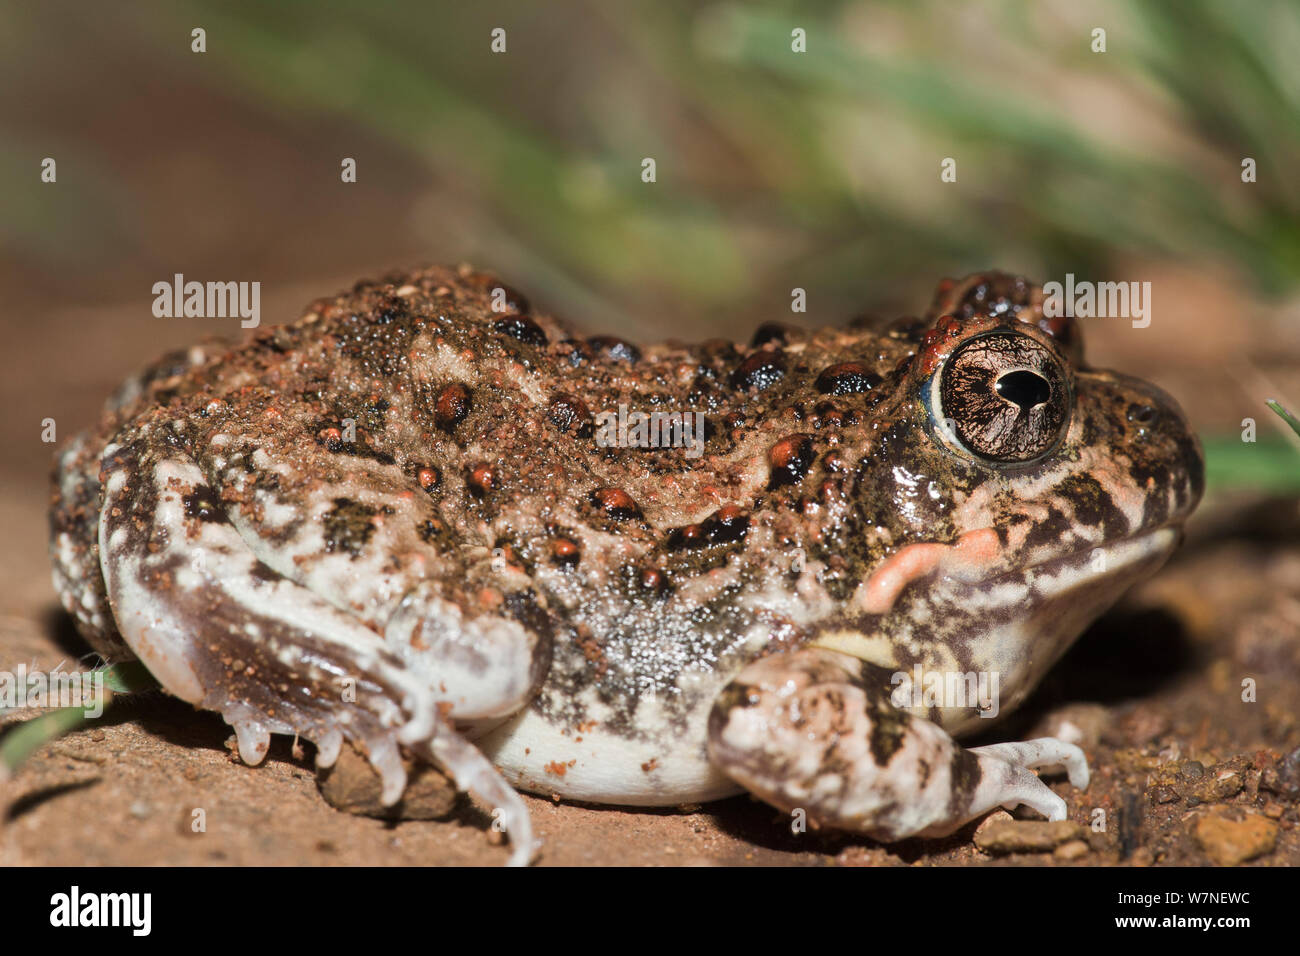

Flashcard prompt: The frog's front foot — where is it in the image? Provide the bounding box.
[707,647,1089,841]
[967,738,1089,820]
[97,432,545,865]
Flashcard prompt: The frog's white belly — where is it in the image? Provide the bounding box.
[477,704,741,806]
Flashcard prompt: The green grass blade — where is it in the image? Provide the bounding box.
[1267,400,1300,439]
[0,707,95,780]
[0,662,158,779]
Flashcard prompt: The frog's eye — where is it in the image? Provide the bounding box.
[937,331,1070,463]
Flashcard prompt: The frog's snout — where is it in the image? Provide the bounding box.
[1104,370,1205,523]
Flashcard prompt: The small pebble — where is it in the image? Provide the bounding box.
[974,819,1085,854]
[1054,839,1091,861]
[1194,813,1278,866]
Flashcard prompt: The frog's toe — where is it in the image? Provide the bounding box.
[986,764,1070,822]
[409,730,539,867]
[231,719,271,767]
[970,738,1090,790]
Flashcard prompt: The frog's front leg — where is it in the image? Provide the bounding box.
[97,430,545,864]
[707,647,1088,840]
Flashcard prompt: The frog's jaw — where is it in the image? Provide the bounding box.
[815,527,1179,738]
[941,526,1179,735]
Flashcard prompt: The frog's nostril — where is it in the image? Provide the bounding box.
[995,370,1051,413]
[1127,403,1159,426]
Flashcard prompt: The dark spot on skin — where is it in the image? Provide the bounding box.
[1023,506,1074,551]
[768,434,814,488]
[183,486,229,524]
[667,506,749,550]
[711,682,760,726]
[946,747,984,821]
[916,755,932,790]
[590,487,642,521]
[667,523,706,550]
[730,350,785,392]
[493,315,548,347]
[708,505,749,542]
[467,463,496,496]
[248,561,280,584]
[816,362,881,396]
[501,588,552,640]
[435,384,472,432]
[1053,473,1128,540]
[322,497,379,557]
[587,336,641,365]
[313,421,396,465]
[866,695,908,766]
[548,394,594,438]
[946,272,1035,321]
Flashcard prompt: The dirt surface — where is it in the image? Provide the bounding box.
[3,294,1299,867]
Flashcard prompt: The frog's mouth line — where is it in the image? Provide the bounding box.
[856,526,1180,616]
[1002,526,1181,592]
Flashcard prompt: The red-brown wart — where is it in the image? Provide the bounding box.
[548,394,593,437]
[590,487,642,521]
[552,537,580,568]
[467,462,497,496]
[637,566,670,596]
[768,433,814,488]
[669,506,750,549]
[818,477,845,502]
[435,384,472,432]
[913,314,969,376]
[709,505,749,542]
[417,466,441,491]
[730,350,786,392]
[814,403,845,429]
[670,523,707,549]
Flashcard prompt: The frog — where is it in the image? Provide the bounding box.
[49,266,1203,865]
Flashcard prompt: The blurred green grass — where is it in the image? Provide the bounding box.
[120,0,1300,301]
[3,0,1297,490]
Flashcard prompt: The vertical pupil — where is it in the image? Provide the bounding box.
[995,370,1051,412]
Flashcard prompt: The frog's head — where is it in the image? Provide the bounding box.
[833,273,1203,724]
